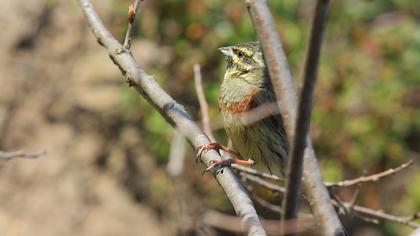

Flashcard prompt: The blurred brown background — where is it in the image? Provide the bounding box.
[0,0,419,235]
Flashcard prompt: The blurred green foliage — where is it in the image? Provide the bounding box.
[115,0,419,234]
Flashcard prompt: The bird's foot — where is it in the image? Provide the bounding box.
[196,143,240,163]
[202,158,254,175]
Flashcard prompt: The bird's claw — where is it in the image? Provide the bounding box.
[201,159,235,176]
[196,143,241,164]
[196,143,252,175]
[196,143,220,164]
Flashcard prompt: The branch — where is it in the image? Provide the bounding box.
[326,160,414,188]
[202,209,314,235]
[233,164,283,181]
[123,0,143,49]
[0,149,46,160]
[331,198,420,228]
[240,172,286,193]
[209,102,280,131]
[241,167,420,229]
[167,130,186,177]
[76,1,266,235]
[194,64,215,142]
[246,0,345,235]
[282,0,330,233]
[237,159,414,189]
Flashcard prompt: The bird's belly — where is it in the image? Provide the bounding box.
[222,112,285,176]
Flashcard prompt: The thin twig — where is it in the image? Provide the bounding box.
[236,156,414,194]
[76,1,266,235]
[241,167,420,229]
[194,64,215,142]
[246,0,345,234]
[235,159,413,189]
[333,199,420,228]
[167,130,186,177]
[240,172,286,193]
[253,194,283,214]
[209,102,279,131]
[0,150,46,160]
[326,160,414,188]
[282,1,330,234]
[123,0,143,49]
[232,164,283,181]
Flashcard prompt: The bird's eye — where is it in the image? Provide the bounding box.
[237,51,245,58]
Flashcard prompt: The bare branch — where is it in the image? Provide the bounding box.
[167,130,186,177]
[0,149,46,160]
[240,172,286,193]
[123,0,143,49]
[209,102,279,131]
[202,209,314,235]
[241,168,420,229]
[246,0,297,137]
[326,160,414,188]
[236,159,413,190]
[194,64,215,142]
[253,195,283,214]
[332,198,420,228]
[246,0,345,235]
[282,1,330,234]
[76,0,266,235]
[233,164,283,181]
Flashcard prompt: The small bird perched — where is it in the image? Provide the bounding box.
[198,42,289,176]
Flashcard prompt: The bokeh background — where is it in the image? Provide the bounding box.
[0,0,419,235]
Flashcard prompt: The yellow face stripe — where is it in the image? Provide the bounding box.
[233,47,253,58]
[221,42,265,76]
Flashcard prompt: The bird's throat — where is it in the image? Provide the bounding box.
[226,56,233,69]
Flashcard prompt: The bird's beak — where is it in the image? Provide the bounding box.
[218,46,234,57]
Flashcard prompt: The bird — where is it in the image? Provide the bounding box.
[197,41,289,176]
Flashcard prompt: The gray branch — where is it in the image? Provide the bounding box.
[246,0,346,235]
[76,0,266,235]
[0,150,46,160]
[282,0,330,234]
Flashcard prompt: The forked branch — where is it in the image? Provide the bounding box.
[123,0,143,49]
[76,0,266,235]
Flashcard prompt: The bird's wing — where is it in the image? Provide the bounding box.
[250,87,289,174]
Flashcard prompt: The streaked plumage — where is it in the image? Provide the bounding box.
[218,42,288,176]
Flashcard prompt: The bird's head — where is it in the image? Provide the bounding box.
[218,42,265,77]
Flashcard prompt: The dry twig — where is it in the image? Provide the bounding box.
[332,197,420,228]
[167,130,186,177]
[209,102,279,131]
[76,0,266,235]
[194,64,215,142]
[0,150,46,160]
[123,0,143,49]
[233,164,282,181]
[241,165,420,229]
[235,159,414,189]
[326,160,414,188]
